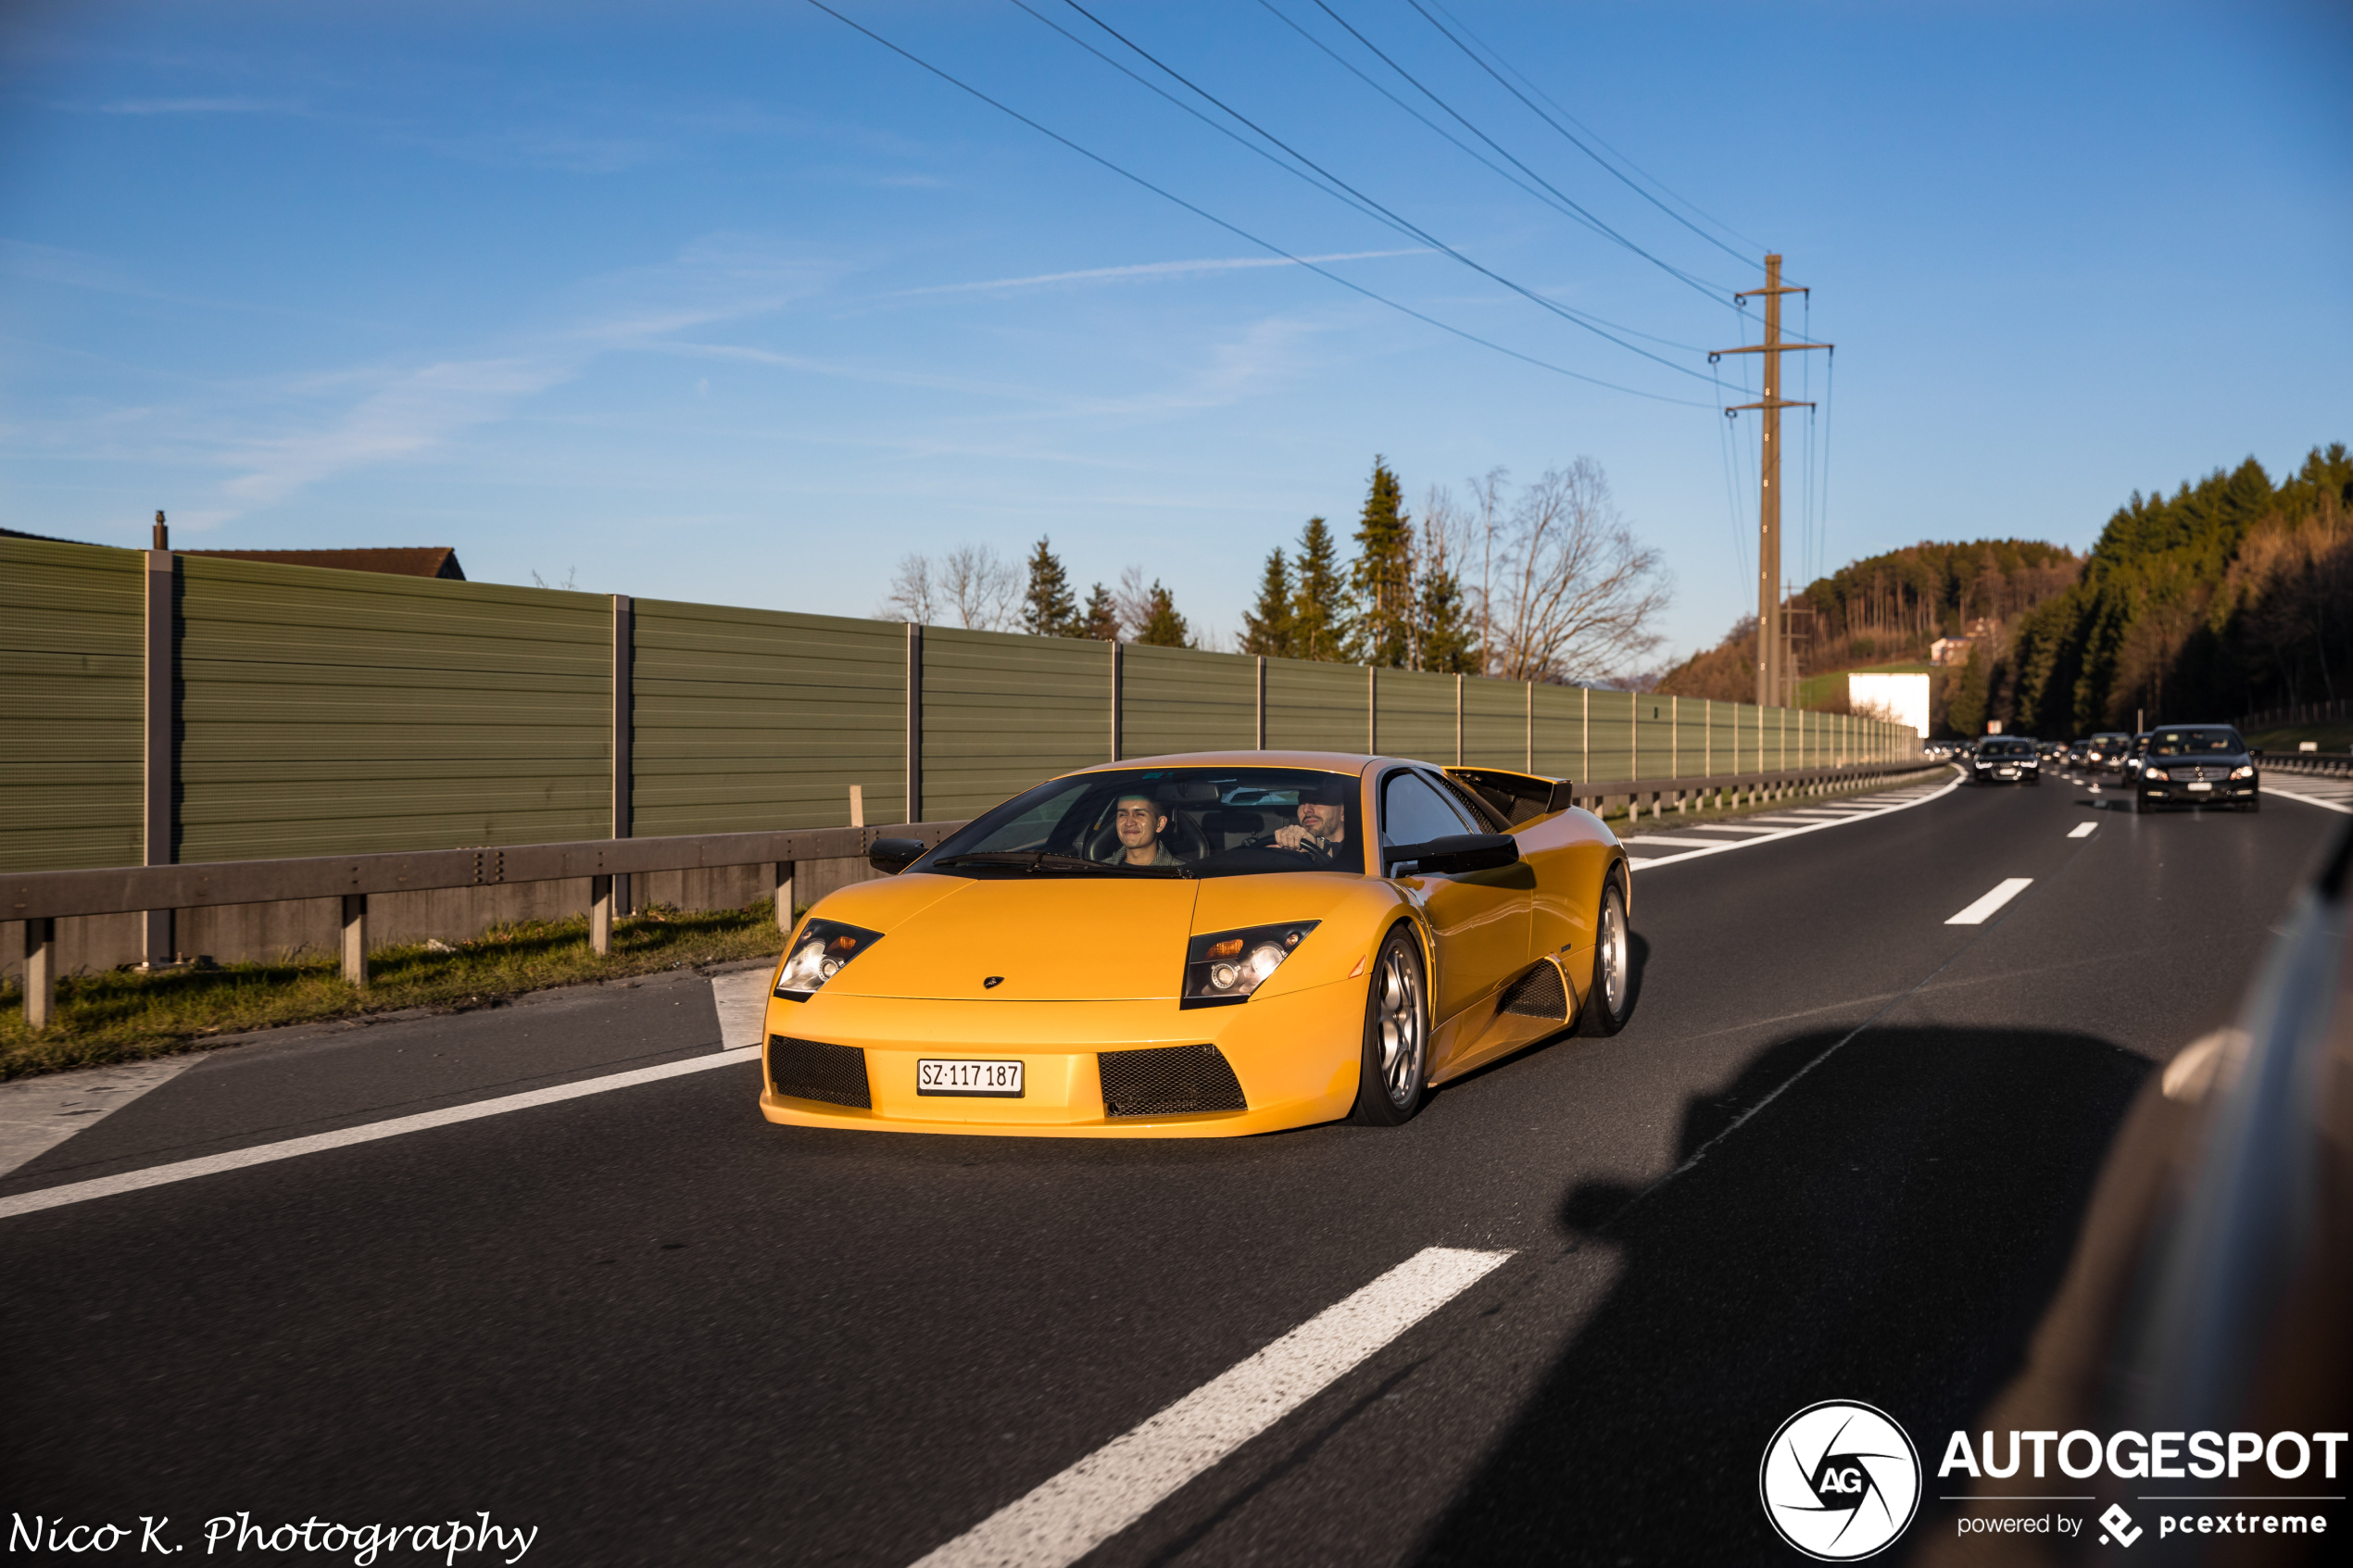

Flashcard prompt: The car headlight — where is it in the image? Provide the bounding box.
[2144,768,2170,782]
[1182,922,1318,1008]
[2231,765,2256,780]
[774,919,883,1000]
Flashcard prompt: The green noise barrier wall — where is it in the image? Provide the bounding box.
[0,532,1919,878]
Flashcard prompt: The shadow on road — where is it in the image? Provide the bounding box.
[1412,1022,2152,1567]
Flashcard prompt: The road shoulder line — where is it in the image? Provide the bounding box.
[0,1045,762,1223]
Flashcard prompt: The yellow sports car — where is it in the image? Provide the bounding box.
[756,750,1632,1137]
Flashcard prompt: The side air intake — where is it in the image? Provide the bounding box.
[1497,960,1569,1021]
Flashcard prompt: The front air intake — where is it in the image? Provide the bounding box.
[1099,1044,1248,1118]
[769,1035,873,1109]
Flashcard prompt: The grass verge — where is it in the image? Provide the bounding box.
[0,901,787,1080]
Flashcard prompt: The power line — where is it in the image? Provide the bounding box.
[802,0,1716,408]
[1051,0,1720,384]
[1251,0,1710,353]
[1302,0,1740,302]
[1012,0,1702,358]
[1412,0,1765,265]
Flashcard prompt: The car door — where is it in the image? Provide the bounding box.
[1378,767,1530,1028]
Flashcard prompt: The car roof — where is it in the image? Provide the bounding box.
[1064,750,1382,777]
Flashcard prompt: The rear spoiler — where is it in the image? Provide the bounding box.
[1443,766,1573,826]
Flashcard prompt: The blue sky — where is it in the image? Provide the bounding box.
[3,1,2347,658]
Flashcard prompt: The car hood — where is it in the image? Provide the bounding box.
[819,875,1203,1001]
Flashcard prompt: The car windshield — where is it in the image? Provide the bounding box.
[916,766,1366,878]
[2151,728,2244,757]
[1982,740,2033,756]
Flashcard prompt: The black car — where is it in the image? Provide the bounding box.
[2130,724,2260,813]
[2084,731,2133,774]
[1970,735,2041,785]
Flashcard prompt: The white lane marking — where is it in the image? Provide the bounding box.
[0,1047,762,1222]
[1625,771,1962,872]
[909,1246,1514,1568]
[2269,786,2353,816]
[2068,822,2097,839]
[1945,878,2034,925]
[1624,857,1658,869]
[0,1056,204,1180]
[712,969,774,1050]
[1621,835,1740,849]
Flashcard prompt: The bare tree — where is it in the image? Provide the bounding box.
[939,544,1021,631]
[1490,458,1672,684]
[1113,565,1155,641]
[879,545,1020,630]
[1467,467,1507,674]
[878,552,938,624]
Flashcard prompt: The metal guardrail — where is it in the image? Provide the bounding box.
[6,820,964,1029]
[2263,751,2353,780]
[1560,759,1940,820]
[6,758,1937,1029]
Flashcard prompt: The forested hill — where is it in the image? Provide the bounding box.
[2002,443,2352,734]
[1655,538,2081,704]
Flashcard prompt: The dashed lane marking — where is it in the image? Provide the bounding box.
[1945,877,2034,926]
[2068,822,2098,838]
[908,1247,1515,1568]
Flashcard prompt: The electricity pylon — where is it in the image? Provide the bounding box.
[1713,254,1831,709]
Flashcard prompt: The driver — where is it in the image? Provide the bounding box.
[1271,781,1350,864]
[1109,793,1182,868]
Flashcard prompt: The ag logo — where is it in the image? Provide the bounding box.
[1759,1399,1921,1561]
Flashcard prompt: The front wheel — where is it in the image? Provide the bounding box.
[1577,876,1634,1036]
[1350,929,1429,1125]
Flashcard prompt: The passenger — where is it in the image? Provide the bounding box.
[1271,783,1350,865]
[1109,793,1182,868]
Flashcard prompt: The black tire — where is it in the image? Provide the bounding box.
[2026,774,2041,787]
[1349,927,1429,1126]
[1577,875,1634,1037]
[2133,791,2150,814]
[2243,796,2261,814]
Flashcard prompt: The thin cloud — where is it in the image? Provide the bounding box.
[899,248,1426,296]
[98,96,292,116]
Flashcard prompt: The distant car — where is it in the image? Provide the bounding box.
[2085,731,2134,774]
[2118,732,2155,792]
[1970,736,2041,784]
[2130,724,2260,813]
[2065,739,2090,769]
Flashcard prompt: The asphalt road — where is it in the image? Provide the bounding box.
[4,771,2342,1566]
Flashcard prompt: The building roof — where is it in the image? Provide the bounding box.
[178,546,466,580]
[3,529,467,582]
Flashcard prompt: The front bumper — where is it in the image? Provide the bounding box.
[2140,779,2259,807]
[755,980,1366,1137]
[1973,767,2038,784]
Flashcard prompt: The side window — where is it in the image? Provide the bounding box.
[1381,770,1475,847]
[1435,771,1514,833]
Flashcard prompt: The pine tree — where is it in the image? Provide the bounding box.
[1020,536,1077,637]
[1240,548,1294,657]
[1349,458,1416,668]
[1136,582,1191,647]
[1290,517,1350,662]
[1077,583,1120,642]
[1416,563,1478,672]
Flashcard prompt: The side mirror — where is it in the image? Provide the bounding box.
[2249,748,2264,760]
[1385,832,1519,876]
[867,836,925,874]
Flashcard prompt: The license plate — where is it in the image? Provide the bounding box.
[2187,781,2211,792]
[917,1059,1025,1098]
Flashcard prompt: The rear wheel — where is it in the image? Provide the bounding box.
[1349,928,1429,1125]
[1577,876,1634,1036]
